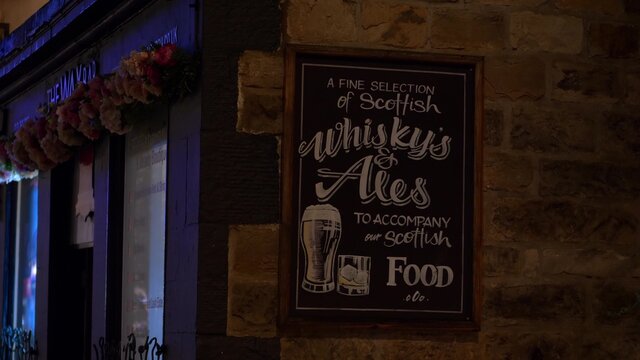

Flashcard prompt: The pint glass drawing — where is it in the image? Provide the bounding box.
[300,204,342,293]
[337,255,371,296]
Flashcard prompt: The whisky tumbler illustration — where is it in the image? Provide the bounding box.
[300,204,342,293]
[337,255,371,296]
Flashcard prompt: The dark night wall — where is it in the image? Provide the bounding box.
[198,0,281,358]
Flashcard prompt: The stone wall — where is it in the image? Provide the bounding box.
[227,0,640,358]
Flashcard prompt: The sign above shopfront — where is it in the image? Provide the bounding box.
[279,46,483,333]
[46,60,97,105]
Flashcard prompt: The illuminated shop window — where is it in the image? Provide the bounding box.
[121,117,167,344]
[11,178,38,333]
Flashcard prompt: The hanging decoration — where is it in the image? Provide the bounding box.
[0,43,197,183]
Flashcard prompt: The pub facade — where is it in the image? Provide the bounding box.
[0,0,200,358]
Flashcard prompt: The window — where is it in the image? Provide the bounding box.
[6,178,38,334]
[121,117,167,343]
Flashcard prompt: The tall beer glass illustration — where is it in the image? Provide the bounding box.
[300,204,341,293]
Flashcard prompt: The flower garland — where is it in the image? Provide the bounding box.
[0,43,197,183]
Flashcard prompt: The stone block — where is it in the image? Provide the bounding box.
[625,72,640,105]
[600,112,640,161]
[627,0,640,13]
[490,200,638,244]
[286,0,358,43]
[484,246,523,275]
[431,10,506,51]
[484,284,585,320]
[484,152,533,192]
[360,2,428,48]
[238,51,284,89]
[522,249,540,276]
[484,107,503,147]
[539,160,640,198]
[554,0,625,15]
[281,338,481,360]
[581,335,640,360]
[485,56,545,100]
[511,104,596,153]
[593,282,640,326]
[197,335,280,359]
[466,0,547,5]
[485,333,575,360]
[227,279,278,337]
[541,248,631,277]
[588,23,639,58]
[228,224,279,282]
[237,87,283,134]
[552,61,621,103]
[510,11,583,54]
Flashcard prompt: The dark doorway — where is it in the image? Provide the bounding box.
[47,160,93,359]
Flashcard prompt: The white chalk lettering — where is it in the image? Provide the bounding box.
[386,257,454,288]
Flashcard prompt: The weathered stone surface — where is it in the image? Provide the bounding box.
[540,160,640,198]
[627,0,640,13]
[238,51,284,89]
[491,200,638,244]
[581,335,640,360]
[237,87,283,134]
[510,11,583,54]
[360,2,427,48]
[431,10,506,51]
[485,333,575,360]
[552,61,621,102]
[541,249,631,277]
[522,249,540,276]
[588,23,639,58]
[485,56,545,100]
[466,0,547,5]
[485,284,585,320]
[600,112,640,160]
[484,152,533,192]
[594,282,640,326]
[197,335,280,359]
[511,104,596,153]
[554,0,625,15]
[228,224,279,282]
[227,279,278,337]
[227,225,279,337]
[627,72,640,104]
[286,0,358,43]
[281,338,481,360]
[484,107,503,146]
[484,246,523,275]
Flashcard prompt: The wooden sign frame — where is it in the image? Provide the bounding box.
[279,45,483,335]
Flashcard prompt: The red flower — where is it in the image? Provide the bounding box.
[145,65,162,86]
[153,44,177,67]
[57,101,81,127]
[88,77,106,107]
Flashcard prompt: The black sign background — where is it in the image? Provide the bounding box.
[281,47,482,329]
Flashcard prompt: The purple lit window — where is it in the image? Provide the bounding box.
[121,117,167,344]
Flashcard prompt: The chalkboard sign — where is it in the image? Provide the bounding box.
[279,46,483,333]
